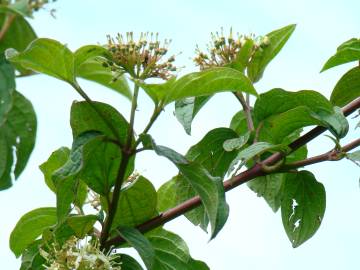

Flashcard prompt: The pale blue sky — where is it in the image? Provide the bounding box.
[1,0,360,269]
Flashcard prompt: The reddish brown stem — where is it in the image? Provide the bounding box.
[104,96,360,249]
[284,138,360,169]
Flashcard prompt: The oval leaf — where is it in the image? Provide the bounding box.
[165,67,257,104]
[281,171,326,248]
[10,207,57,257]
[0,91,36,190]
[321,38,360,72]
[331,66,360,107]
[247,24,296,82]
[6,38,75,83]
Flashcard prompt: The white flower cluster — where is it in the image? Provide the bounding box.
[40,236,121,270]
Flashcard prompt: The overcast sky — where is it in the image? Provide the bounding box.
[1,0,360,269]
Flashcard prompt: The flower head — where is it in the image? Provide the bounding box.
[194,27,270,70]
[105,32,177,80]
[29,0,57,12]
[41,236,121,270]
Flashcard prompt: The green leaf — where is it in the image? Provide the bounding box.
[146,228,209,270]
[321,38,360,72]
[248,174,286,212]
[0,91,36,190]
[330,67,360,107]
[281,171,326,248]
[146,228,190,270]
[112,176,157,229]
[0,13,37,75]
[39,147,70,192]
[254,88,349,141]
[165,67,257,104]
[0,53,15,125]
[77,59,132,100]
[174,95,211,135]
[20,240,45,270]
[53,131,102,220]
[247,24,296,82]
[149,135,230,239]
[119,254,144,270]
[10,207,57,257]
[117,227,155,270]
[6,38,75,83]
[157,177,178,212]
[67,215,97,238]
[70,101,134,195]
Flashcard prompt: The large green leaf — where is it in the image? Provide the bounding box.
[112,176,157,229]
[148,135,229,239]
[0,53,15,125]
[330,67,360,107]
[117,227,155,270]
[247,24,296,82]
[6,38,75,83]
[0,13,37,75]
[174,95,212,135]
[77,59,131,100]
[281,171,326,248]
[70,101,133,195]
[147,228,209,270]
[169,128,238,231]
[254,88,349,141]
[0,91,36,190]
[10,207,57,257]
[321,38,360,72]
[164,67,257,104]
[39,147,70,192]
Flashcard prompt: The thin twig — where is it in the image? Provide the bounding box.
[104,96,360,249]
[233,91,254,131]
[284,138,360,169]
